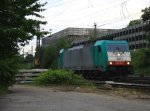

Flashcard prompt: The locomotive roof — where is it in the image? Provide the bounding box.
[94,40,128,46]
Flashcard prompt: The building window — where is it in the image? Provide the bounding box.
[129,29,132,34]
[139,27,142,32]
[143,43,147,48]
[120,32,122,36]
[126,30,129,35]
[136,44,139,49]
[139,44,142,48]
[143,34,146,39]
[128,38,131,42]
[132,28,135,33]
[129,46,131,50]
[136,28,139,32]
[132,37,135,41]
[139,35,142,40]
[132,45,135,49]
[123,31,125,35]
[136,36,139,41]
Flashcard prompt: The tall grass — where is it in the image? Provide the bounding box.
[0,85,7,95]
[35,69,93,86]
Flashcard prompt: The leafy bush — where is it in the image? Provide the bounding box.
[131,48,150,75]
[0,85,7,95]
[132,48,150,68]
[0,56,19,88]
[35,69,93,86]
[36,38,70,69]
[41,45,58,69]
[20,63,33,69]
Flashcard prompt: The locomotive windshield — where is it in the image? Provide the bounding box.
[107,43,129,52]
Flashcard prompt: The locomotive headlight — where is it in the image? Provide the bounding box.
[127,62,130,65]
[117,53,121,56]
[109,61,113,65]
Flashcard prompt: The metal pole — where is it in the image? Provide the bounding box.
[35,25,41,68]
[94,23,97,39]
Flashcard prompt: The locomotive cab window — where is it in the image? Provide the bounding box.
[97,46,101,52]
[107,43,129,52]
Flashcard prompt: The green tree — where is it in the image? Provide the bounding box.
[0,0,48,59]
[127,19,142,27]
[25,54,34,63]
[41,45,57,69]
[141,6,150,42]
[0,0,47,88]
[40,38,70,69]
[0,55,20,87]
[56,37,70,49]
[132,49,150,75]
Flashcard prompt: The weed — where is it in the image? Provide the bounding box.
[34,69,93,86]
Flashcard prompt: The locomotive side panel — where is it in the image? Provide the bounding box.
[63,44,94,70]
[71,49,81,69]
[81,44,94,69]
[63,50,70,69]
[63,45,84,70]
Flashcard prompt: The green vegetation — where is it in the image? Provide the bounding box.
[132,49,150,75]
[41,45,58,69]
[0,85,7,95]
[141,6,150,42]
[0,0,47,59]
[35,69,93,86]
[20,63,34,69]
[37,38,70,69]
[127,19,142,27]
[128,7,150,75]
[0,0,47,90]
[0,56,20,89]
[19,54,34,69]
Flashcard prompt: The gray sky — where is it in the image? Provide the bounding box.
[22,0,150,54]
[41,0,149,32]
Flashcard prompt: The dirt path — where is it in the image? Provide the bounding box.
[0,85,150,111]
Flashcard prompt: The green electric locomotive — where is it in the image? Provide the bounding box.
[58,40,133,78]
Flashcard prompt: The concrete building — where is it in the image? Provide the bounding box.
[96,23,149,50]
[42,24,149,50]
[42,27,114,47]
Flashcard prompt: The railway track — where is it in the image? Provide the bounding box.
[16,69,150,89]
[116,75,150,84]
[90,75,150,90]
[92,80,150,90]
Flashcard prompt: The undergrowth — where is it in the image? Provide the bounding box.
[0,85,7,95]
[131,48,150,75]
[34,69,93,86]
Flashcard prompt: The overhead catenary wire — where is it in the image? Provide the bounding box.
[68,0,131,26]
[53,1,76,17]
[97,12,142,28]
[45,0,75,9]
[47,10,142,33]
[42,0,147,33]
[68,0,145,28]
[45,0,131,15]
[121,1,127,18]
[124,1,130,17]
[88,0,93,8]
[74,11,142,28]
[43,0,134,28]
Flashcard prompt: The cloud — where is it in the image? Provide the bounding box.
[23,0,150,53]
[40,0,149,32]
